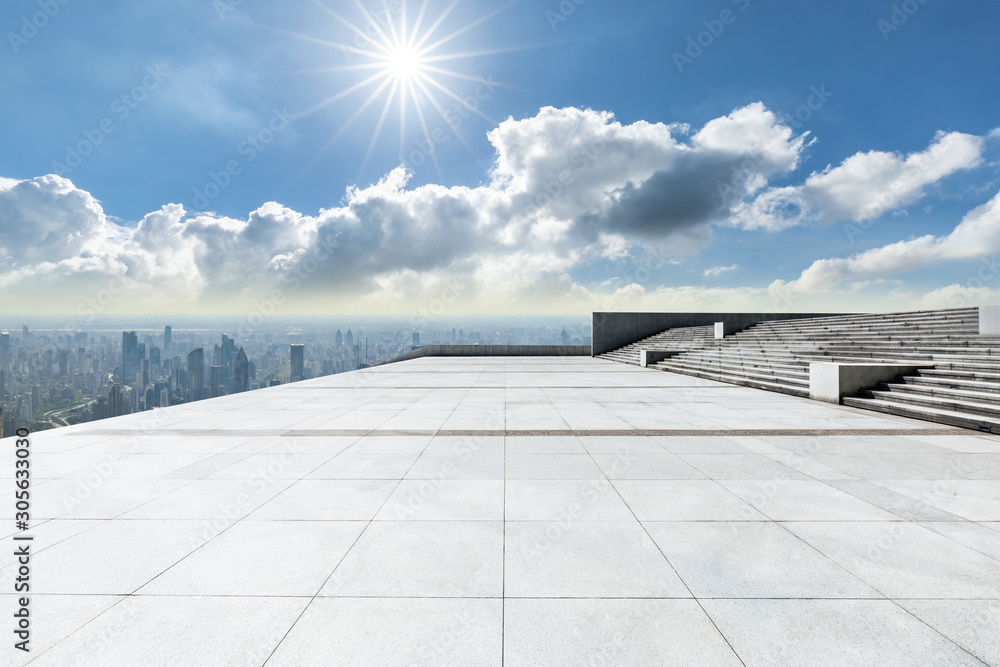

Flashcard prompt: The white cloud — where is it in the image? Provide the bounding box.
[0,104,810,314]
[0,104,994,317]
[704,264,738,277]
[773,189,1000,295]
[734,131,986,231]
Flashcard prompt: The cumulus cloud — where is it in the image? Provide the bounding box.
[734,130,986,231]
[0,104,810,314]
[1,104,994,317]
[772,189,1000,295]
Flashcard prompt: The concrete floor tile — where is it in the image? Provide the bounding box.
[31,596,308,667]
[266,598,502,666]
[645,521,878,598]
[505,521,689,598]
[139,520,365,596]
[703,599,985,667]
[504,599,742,666]
[322,521,503,597]
[785,521,1000,598]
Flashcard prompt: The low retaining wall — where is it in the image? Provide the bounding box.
[388,345,592,364]
[592,312,848,356]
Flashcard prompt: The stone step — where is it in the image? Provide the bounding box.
[842,396,1000,434]
[917,368,1000,383]
[655,359,809,387]
[653,363,810,398]
[880,380,1000,402]
[898,375,1000,394]
[859,388,1000,419]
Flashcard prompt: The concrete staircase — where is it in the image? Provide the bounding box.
[598,308,1000,432]
[597,325,716,366]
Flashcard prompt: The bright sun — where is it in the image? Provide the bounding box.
[385,47,423,81]
[285,0,523,180]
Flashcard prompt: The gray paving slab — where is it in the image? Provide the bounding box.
[3,356,998,664]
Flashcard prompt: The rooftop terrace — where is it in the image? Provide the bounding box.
[3,356,1000,665]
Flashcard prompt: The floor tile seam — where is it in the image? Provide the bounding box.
[885,595,994,666]
[263,419,455,664]
[590,441,749,666]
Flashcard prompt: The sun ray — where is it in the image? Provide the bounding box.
[309,0,393,56]
[420,42,567,63]
[399,72,408,161]
[408,77,445,181]
[412,74,484,167]
[360,78,401,179]
[351,0,395,53]
[415,1,519,57]
[411,0,463,53]
[254,22,377,58]
[381,0,403,52]
[297,69,391,119]
[285,0,519,183]
[408,0,430,49]
[417,70,496,125]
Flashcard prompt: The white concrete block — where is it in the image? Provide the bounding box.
[979,305,1000,334]
[809,363,933,404]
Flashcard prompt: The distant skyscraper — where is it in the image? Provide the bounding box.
[0,369,6,400]
[140,358,151,388]
[561,328,570,345]
[150,346,161,371]
[187,348,205,399]
[336,329,343,348]
[122,331,139,385]
[345,329,354,349]
[412,332,420,347]
[209,366,226,397]
[234,347,251,393]
[163,325,172,351]
[58,349,70,376]
[221,335,236,381]
[0,331,9,356]
[290,344,305,382]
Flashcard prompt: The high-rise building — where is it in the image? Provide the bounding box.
[345,329,354,349]
[140,358,151,388]
[163,325,172,352]
[209,366,226,397]
[187,348,205,399]
[221,335,236,382]
[290,344,305,382]
[122,331,139,385]
[0,331,10,358]
[150,347,161,372]
[58,349,70,376]
[412,332,421,347]
[234,347,251,393]
[108,385,131,418]
[336,329,343,348]
[0,369,5,400]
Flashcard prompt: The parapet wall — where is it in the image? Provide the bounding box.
[388,345,592,363]
[591,312,849,356]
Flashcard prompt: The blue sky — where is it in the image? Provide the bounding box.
[1,0,999,315]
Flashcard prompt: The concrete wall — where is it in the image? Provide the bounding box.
[980,306,1000,334]
[591,312,849,356]
[809,363,934,404]
[388,345,592,364]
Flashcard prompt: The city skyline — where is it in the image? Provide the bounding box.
[0,316,593,434]
[1,2,999,317]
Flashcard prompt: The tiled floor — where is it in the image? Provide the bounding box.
[2,356,999,665]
